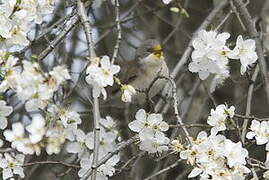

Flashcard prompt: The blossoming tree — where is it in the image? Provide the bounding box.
[1,0,269,180]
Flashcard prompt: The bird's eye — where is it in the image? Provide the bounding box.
[146,48,152,53]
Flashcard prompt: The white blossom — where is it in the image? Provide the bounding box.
[189,30,231,81]
[98,155,120,177]
[246,120,269,150]
[129,109,169,141]
[121,84,136,102]
[0,153,25,180]
[0,100,13,130]
[222,139,248,168]
[229,35,258,74]
[86,127,117,156]
[0,53,19,92]
[3,123,26,152]
[180,131,250,179]
[85,56,120,99]
[139,132,170,153]
[207,104,235,135]
[0,0,55,50]
[66,129,89,159]
[128,109,170,154]
[26,114,46,144]
[170,139,184,153]
[99,116,118,136]
[45,121,66,155]
[48,65,71,90]
[78,154,120,179]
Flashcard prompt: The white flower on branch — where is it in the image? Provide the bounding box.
[0,53,19,92]
[0,100,13,130]
[3,123,27,153]
[180,131,250,179]
[170,139,184,153]
[24,84,53,112]
[189,30,231,81]
[45,121,66,155]
[246,120,269,150]
[26,114,46,144]
[48,65,71,90]
[0,60,72,112]
[18,0,55,24]
[207,104,235,135]
[221,140,248,168]
[229,35,258,74]
[66,129,90,159]
[0,153,25,180]
[86,127,117,156]
[121,84,136,103]
[128,109,170,154]
[98,155,120,177]
[67,115,120,159]
[128,109,169,141]
[0,0,55,50]
[99,116,118,136]
[59,109,82,141]
[86,56,120,99]
[78,154,119,180]
[139,131,170,153]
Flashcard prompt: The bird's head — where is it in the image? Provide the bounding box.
[135,39,164,66]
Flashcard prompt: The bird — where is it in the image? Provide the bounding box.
[117,39,169,104]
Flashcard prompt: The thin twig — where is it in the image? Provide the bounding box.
[162,0,189,45]
[23,160,80,168]
[241,65,259,144]
[143,159,182,180]
[111,0,122,64]
[83,137,136,178]
[169,124,211,128]
[77,0,96,57]
[38,1,92,61]
[229,0,246,31]
[160,76,192,143]
[234,113,269,121]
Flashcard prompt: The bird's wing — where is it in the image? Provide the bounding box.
[121,61,141,84]
[111,61,141,95]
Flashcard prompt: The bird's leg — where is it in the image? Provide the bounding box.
[145,98,155,113]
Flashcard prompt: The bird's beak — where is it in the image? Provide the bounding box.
[151,44,163,59]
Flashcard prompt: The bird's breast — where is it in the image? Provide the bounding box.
[131,61,169,104]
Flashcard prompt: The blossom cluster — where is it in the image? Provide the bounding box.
[207,104,235,135]
[0,53,71,112]
[180,131,250,179]
[66,116,121,180]
[128,109,170,154]
[2,105,82,156]
[85,56,136,102]
[0,0,55,50]
[189,30,258,90]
